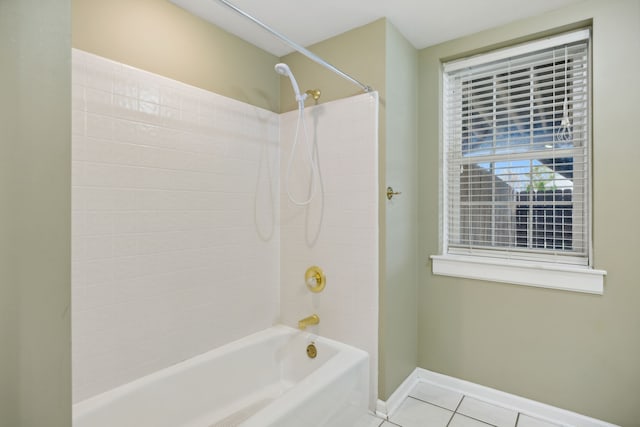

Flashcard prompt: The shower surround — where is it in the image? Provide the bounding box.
[71,49,281,402]
[279,95,379,406]
[71,49,378,407]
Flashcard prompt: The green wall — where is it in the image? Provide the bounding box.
[418,0,640,424]
[73,0,280,112]
[0,0,72,426]
[381,21,419,400]
[0,1,20,423]
[279,19,386,113]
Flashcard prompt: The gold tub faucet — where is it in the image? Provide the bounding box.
[298,314,320,330]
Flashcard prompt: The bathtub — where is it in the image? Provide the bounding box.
[73,325,370,427]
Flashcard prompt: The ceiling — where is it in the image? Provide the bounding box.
[170,0,584,57]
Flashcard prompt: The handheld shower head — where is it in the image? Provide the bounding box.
[274,63,291,76]
[275,63,305,102]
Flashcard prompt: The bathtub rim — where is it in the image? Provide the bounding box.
[72,324,369,421]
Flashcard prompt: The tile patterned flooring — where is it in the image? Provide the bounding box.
[361,382,565,427]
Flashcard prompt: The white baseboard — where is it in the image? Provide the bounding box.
[376,368,420,419]
[376,368,618,427]
[374,399,387,419]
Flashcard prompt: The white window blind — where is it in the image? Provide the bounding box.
[443,30,591,266]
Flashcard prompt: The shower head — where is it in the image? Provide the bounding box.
[274,63,291,76]
[275,63,306,102]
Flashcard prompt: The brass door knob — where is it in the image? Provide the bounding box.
[386,186,402,200]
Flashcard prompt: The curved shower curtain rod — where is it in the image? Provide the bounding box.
[216,0,374,93]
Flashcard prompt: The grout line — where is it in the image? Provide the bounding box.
[379,417,401,427]
[446,395,465,427]
[451,396,500,427]
[407,395,458,414]
[454,395,465,412]
[457,413,498,426]
[400,397,457,427]
[445,411,455,426]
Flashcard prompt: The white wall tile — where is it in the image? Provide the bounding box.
[279,93,379,409]
[86,113,114,140]
[72,49,280,403]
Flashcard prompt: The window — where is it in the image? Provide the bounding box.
[432,29,606,294]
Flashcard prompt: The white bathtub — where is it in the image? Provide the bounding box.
[73,325,371,427]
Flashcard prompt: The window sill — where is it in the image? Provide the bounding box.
[430,255,606,294]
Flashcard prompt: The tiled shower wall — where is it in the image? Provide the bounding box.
[71,49,280,402]
[72,49,379,407]
[279,94,379,408]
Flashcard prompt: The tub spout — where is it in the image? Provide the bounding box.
[298,314,320,330]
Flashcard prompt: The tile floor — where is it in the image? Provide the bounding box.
[364,382,565,427]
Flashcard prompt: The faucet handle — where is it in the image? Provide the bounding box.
[305,266,326,293]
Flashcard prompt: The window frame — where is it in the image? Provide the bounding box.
[432,29,606,294]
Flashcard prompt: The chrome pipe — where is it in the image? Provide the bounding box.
[216,0,373,93]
